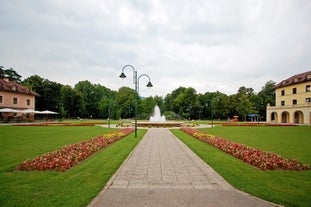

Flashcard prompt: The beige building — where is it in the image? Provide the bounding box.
[266,71,311,124]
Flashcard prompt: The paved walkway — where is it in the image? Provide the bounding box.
[88,128,281,207]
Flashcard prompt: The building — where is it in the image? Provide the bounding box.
[0,78,39,121]
[266,71,311,124]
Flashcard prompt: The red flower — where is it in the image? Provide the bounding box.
[181,128,309,171]
[16,128,134,172]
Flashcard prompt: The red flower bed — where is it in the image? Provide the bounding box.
[221,123,297,127]
[14,122,105,126]
[16,128,134,172]
[181,128,310,171]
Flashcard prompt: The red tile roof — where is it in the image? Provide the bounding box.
[275,71,311,89]
[0,78,39,96]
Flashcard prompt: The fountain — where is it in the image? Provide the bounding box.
[149,105,166,122]
[136,105,183,128]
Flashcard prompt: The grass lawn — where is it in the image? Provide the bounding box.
[172,126,311,207]
[0,125,145,207]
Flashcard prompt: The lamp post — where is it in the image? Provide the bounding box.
[119,65,153,137]
[108,97,111,128]
[208,97,218,128]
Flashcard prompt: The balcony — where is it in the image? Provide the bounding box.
[267,102,311,110]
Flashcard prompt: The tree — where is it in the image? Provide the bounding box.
[74,81,96,118]
[115,87,136,119]
[237,86,255,98]
[258,80,276,120]
[61,85,84,118]
[22,75,62,111]
[139,97,156,119]
[164,87,198,119]
[237,93,256,121]
[199,91,228,120]
[98,87,117,119]
[224,94,239,119]
[0,66,22,82]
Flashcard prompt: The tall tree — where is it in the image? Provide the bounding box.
[115,87,136,119]
[237,93,256,121]
[139,97,156,119]
[22,75,62,111]
[0,66,22,82]
[61,85,84,118]
[164,87,198,119]
[258,80,276,120]
[224,94,239,119]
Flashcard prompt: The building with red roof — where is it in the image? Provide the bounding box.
[266,71,311,124]
[0,78,39,121]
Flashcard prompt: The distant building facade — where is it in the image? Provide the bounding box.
[0,78,38,120]
[266,71,311,124]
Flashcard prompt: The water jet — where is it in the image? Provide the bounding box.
[136,105,183,128]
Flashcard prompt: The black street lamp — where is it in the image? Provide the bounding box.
[119,65,153,137]
[207,97,218,128]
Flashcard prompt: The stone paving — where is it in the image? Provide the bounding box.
[88,128,281,207]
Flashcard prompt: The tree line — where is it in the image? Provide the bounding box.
[1,66,276,121]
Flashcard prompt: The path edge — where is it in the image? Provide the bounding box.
[87,130,146,207]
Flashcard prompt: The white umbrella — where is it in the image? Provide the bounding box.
[21,109,41,114]
[0,108,20,113]
[39,110,58,114]
[38,110,59,120]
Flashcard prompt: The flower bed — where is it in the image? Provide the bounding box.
[16,128,134,172]
[13,122,105,126]
[181,128,310,171]
[221,123,297,127]
[203,122,297,127]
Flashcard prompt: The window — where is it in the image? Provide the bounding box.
[0,95,3,104]
[26,99,31,106]
[281,101,285,106]
[292,99,297,105]
[293,88,297,94]
[306,85,310,92]
[306,98,311,103]
[281,90,285,96]
[13,97,18,105]
[12,86,17,91]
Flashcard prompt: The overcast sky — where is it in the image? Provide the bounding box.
[1,0,310,97]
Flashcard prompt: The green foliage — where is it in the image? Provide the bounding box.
[172,126,311,207]
[22,76,63,112]
[0,66,22,82]
[12,69,276,120]
[61,85,84,118]
[0,125,146,207]
[115,86,136,119]
[139,96,156,119]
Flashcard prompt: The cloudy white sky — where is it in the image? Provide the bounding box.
[0,0,310,97]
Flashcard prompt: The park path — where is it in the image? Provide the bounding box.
[88,128,281,207]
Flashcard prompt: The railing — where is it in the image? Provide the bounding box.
[267,102,311,110]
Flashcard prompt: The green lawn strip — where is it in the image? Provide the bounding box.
[201,126,311,164]
[0,125,146,207]
[171,128,311,207]
[0,126,116,173]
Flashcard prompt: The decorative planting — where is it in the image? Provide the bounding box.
[16,128,134,172]
[181,128,309,171]
[221,123,297,127]
[13,122,106,126]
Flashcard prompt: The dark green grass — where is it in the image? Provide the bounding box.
[0,125,146,207]
[172,126,311,207]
